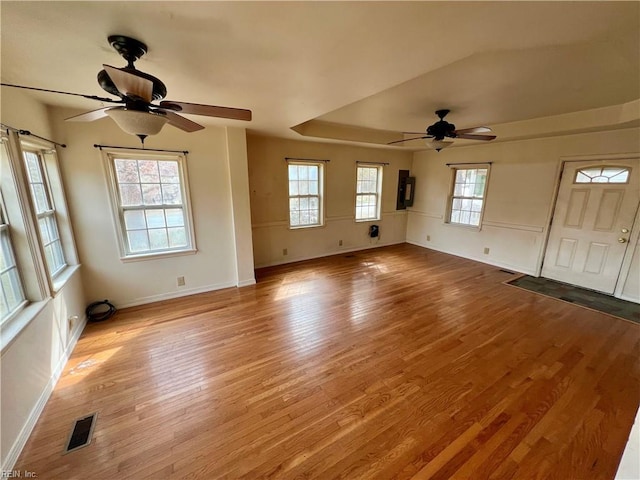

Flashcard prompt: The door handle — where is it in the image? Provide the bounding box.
[621,228,629,233]
[618,237,628,243]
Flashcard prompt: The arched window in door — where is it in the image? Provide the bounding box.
[574,166,630,184]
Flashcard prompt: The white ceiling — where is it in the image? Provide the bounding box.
[1,1,638,148]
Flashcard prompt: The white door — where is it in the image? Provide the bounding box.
[542,159,639,294]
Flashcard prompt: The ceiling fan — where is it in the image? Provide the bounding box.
[388,109,496,151]
[1,35,252,144]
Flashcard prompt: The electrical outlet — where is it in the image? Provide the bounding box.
[339,240,343,246]
[484,247,490,255]
[283,248,288,256]
[177,276,186,287]
[427,235,431,241]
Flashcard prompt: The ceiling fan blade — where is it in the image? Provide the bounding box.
[455,126,492,135]
[65,107,111,122]
[161,110,205,132]
[103,64,153,103]
[456,133,497,141]
[402,131,429,135]
[387,136,431,145]
[159,101,252,121]
[0,82,121,103]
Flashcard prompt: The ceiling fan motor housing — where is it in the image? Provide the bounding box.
[427,120,456,140]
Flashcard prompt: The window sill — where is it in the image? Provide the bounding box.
[444,221,482,231]
[52,264,81,293]
[121,248,197,263]
[288,224,324,230]
[355,218,381,223]
[1,299,49,353]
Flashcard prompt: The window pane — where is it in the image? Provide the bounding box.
[1,231,15,270]
[161,184,182,205]
[309,180,318,195]
[24,152,42,182]
[168,227,187,247]
[31,184,49,213]
[145,210,166,229]
[165,209,184,227]
[124,210,147,230]
[115,159,140,183]
[120,184,143,206]
[288,165,298,180]
[149,229,169,250]
[128,230,150,252]
[159,161,180,183]
[38,217,51,244]
[141,184,162,205]
[138,160,160,183]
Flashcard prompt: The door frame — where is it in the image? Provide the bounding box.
[539,153,640,301]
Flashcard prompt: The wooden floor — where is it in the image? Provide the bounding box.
[15,244,640,479]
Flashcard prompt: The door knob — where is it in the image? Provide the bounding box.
[621,228,629,233]
[618,238,628,243]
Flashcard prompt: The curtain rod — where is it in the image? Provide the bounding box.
[285,157,330,163]
[446,162,493,167]
[1,123,66,148]
[94,144,188,154]
[356,161,389,166]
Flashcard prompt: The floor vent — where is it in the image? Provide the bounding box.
[64,413,97,454]
[559,296,575,303]
[498,269,516,274]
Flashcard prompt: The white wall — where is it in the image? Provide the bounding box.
[247,135,413,267]
[0,88,87,469]
[49,108,254,308]
[406,128,640,294]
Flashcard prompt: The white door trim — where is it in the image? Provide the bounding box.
[540,153,640,301]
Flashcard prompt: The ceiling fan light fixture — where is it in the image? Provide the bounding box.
[105,107,168,137]
[426,139,453,152]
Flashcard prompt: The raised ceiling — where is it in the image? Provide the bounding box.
[1,2,638,148]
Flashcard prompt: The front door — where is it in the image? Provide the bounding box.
[542,159,639,294]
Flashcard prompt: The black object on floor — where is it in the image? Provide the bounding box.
[506,275,639,324]
[65,413,97,453]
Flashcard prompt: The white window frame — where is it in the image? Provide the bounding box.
[287,160,325,229]
[446,164,491,229]
[22,148,67,277]
[103,149,197,261]
[0,191,27,324]
[355,163,383,222]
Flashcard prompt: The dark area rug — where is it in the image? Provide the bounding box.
[506,275,640,324]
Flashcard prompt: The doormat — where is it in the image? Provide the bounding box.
[506,275,639,324]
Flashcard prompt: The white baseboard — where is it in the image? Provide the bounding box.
[254,240,404,269]
[2,314,88,471]
[237,278,257,287]
[117,282,237,309]
[406,240,536,276]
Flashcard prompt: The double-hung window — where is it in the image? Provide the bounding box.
[23,149,67,276]
[104,150,196,259]
[0,193,27,323]
[288,161,324,228]
[355,164,383,221]
[448,166,490,227]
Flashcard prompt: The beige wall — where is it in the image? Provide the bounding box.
[406,127,640,300]
[247,135,413,267]
[48,108,254,308]
[1,88,86,469]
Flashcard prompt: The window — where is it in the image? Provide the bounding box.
[575,166,630,184]
[355,164,383,221]
[448,166,489,227]
[23,149,67,276]
[288,161,323,228]
[0,194,27,323]
[105,151,196,259]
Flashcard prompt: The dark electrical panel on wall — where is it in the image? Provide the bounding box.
[396,170,416,209]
